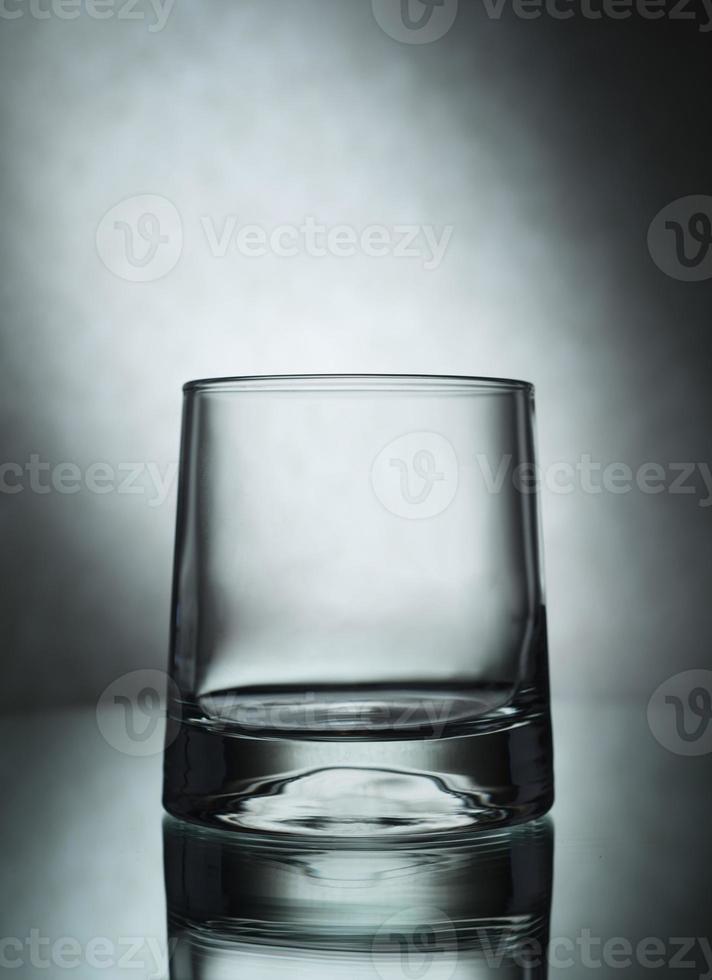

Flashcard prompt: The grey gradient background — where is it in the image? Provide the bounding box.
[1,1,711,710]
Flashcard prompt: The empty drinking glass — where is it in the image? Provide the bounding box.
[163,375,554,836]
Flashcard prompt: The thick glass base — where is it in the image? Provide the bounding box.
[163,700,553,839]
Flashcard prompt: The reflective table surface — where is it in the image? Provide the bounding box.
[1,698,709,978]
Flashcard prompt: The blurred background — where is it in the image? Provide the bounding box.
[1,0,711,710]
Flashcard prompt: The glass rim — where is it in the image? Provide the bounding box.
[183,374,533,394]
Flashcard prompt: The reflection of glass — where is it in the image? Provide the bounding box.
[163,375,554,835]
[163,815,554,979]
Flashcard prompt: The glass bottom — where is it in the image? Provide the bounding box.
[163,697,553,839]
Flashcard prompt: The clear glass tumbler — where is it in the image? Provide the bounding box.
[163,375,554,837]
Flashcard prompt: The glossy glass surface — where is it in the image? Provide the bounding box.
[2,699,709,978]
[164,375,553,833]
